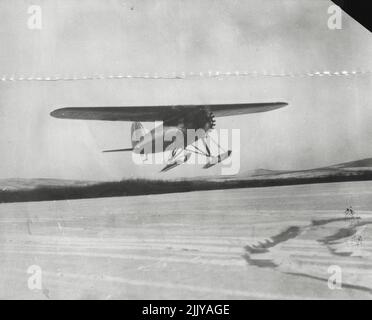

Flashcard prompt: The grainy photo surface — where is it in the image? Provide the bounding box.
[0,0,371,300]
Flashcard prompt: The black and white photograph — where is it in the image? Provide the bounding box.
[0,0,371,301]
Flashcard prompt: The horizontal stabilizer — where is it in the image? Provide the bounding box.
[102,148,133,153]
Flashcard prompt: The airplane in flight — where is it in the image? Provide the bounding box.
[50,102,287,172]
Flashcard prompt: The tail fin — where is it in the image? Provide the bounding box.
[131,122,145,148]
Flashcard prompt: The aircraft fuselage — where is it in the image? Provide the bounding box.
[133,124,208,155]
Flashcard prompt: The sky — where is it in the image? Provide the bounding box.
[0,0,371,181]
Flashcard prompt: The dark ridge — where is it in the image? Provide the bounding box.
[242,257,278,269]
[320,228,358,245]
[333,158,372,168]
[317,219,372,257]
[319,220,372,245]
[243,226,302,268]
[1,171,372,204]
[244,226,301,255]
[311,217,355,226]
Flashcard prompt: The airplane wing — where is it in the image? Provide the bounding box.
[50,102,287,122]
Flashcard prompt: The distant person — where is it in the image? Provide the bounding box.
[345,206,354,218]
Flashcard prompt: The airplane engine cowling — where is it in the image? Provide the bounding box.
[203,112,216,131]
[177,110,216,132]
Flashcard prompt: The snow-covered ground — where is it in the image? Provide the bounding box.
[0,181,372,299]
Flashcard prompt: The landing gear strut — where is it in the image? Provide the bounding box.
[187,134,232,169]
